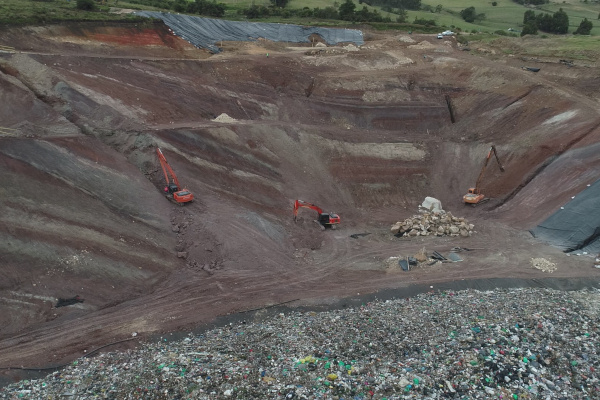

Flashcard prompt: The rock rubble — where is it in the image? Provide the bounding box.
[2,288,599,399]
[391,211,474,238]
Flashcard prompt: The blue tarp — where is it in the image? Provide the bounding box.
[135,12,364,53]
[530,178,600,254]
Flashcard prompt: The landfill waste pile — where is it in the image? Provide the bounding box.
[1,288,599,399]
[391,211,474,238]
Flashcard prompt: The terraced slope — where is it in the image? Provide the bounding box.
[0,23,599,382]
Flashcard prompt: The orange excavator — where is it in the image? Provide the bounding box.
[156,147,194,205]
[463,145,504,205]
[293,200,340,229]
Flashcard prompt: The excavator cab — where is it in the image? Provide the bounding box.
[463,188,485,204]
[165,183,179,194]
[318,212,340,225]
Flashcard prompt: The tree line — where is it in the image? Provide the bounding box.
[83,0,227,17]
[521,8,593,35]
[241,0,402,23]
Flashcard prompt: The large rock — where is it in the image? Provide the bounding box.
[420,196,444,213]
[391,222,402,234]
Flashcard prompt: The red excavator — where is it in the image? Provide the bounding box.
[463,145,504,205]
[293,200,340,229]
[156,147,194,205]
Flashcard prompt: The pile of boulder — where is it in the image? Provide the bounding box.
[391,211,474,238]
[391,197,474,238]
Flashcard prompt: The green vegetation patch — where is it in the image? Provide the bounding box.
[0,0,147,25]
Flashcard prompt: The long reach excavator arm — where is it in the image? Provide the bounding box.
[156,148,194,205]
[463,145,504,205]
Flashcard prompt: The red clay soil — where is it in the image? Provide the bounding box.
[1,23,600,384]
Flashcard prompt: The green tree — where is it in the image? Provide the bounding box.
[574,18,593,34]
[338,0,356,20]
[173,0,186,12]
[435,4,442,12]
[396,8,407,22]
[521,21,538,35]
[399,0,421,10]
[313,6,339,19]
[535,12,553,32]
[76,0,96,10]
[413,16,436,26]
[523,9,535,25]
[552,8,569,34]
[460,6,477,23]
[270,0,289,8]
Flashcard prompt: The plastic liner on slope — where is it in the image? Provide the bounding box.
[530,178,600,254]
[134,12,364,53]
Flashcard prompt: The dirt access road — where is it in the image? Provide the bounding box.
[1,22,599,384]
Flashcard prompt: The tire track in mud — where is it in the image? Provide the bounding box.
[280,229,408,294]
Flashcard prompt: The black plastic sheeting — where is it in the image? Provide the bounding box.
[530,178,600,254]
[134,12,364,53]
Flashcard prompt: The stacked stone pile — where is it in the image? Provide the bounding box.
[391,211,474,237]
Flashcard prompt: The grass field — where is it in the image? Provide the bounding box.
[412,0,600,35]
[0,0,597,37]
[0,0,142,25]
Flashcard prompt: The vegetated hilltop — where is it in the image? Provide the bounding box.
[0,13,599,386]
[1,0,599,36]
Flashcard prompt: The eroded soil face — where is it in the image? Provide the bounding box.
[1,23,599,381]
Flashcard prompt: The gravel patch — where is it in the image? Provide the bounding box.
[2,288,599,399]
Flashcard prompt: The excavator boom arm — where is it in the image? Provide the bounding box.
[293,200,323,217]
[474,145,504,192]
[156,148,181,189]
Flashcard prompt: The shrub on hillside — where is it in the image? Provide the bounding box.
[521,8,569,35]
[512,0,548,5]
[413,17,436,26]
[574,18,593,34]
[460,6,485,23]
[521,21,538,36]
[76,0,96,10]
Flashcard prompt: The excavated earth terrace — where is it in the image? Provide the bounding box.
[1,21,599,385]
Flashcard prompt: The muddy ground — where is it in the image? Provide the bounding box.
[1,21,599,384]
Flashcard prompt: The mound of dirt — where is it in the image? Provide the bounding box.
[213,113,237,123]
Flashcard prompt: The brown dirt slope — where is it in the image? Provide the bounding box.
[0,24,599,382]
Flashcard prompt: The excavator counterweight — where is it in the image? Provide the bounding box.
[156,148,194,205]
[463,145,504,205]
[293,200,340,229]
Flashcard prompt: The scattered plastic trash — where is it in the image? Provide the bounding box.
[2,288,600,399]
[447,252,463,262]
